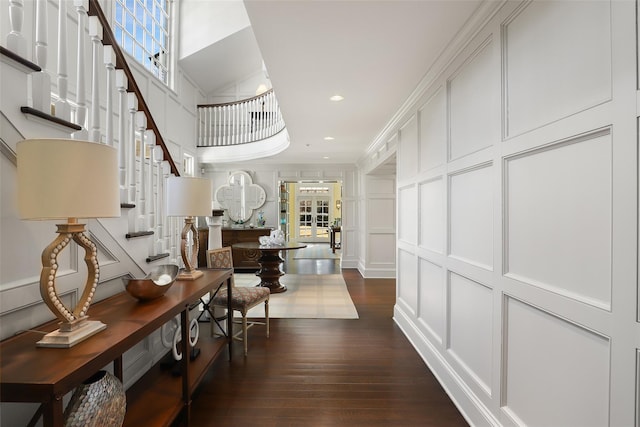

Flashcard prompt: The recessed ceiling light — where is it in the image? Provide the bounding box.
[329,95,344,102]
[323,156,330,160]
[324,136,335,141]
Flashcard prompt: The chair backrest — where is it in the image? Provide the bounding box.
[207,246,234,269]
[207,246,236,287]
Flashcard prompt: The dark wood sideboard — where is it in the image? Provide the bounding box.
[0,269,233,427]
[199,227,272,271]
[223,227,272,270]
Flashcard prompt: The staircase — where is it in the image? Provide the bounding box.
[0,1,198,422]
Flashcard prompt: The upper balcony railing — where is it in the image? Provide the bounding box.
[197,89,285,147]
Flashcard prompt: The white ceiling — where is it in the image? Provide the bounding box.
[182,1,484,166]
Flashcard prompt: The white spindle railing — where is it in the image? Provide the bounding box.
[2,0,181,266]
[197,89,285,147]
[74,0,88,135]
[137,112,147,231]
[103,45,115,146]
[55,0,70,120]
[116,69,128,200]
[7,0,26,55]
[88,16,102,142]
[32,0,51,112]
[127,92,138,205]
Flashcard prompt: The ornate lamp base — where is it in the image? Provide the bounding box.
[36,221,107,348]
[178,217,203,280]
[37,319,106,348]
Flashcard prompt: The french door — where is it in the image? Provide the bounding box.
[297,196,330,242]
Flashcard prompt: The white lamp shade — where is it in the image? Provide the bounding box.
[17,139,120,220]
[165,176,212,217]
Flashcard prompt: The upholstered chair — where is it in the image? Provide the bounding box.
[206,247,270,356]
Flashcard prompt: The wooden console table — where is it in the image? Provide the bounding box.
[0,268,232,427]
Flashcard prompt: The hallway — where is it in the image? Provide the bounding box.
[189,253,468,426]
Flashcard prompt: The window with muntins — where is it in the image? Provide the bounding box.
[113,0,169,84]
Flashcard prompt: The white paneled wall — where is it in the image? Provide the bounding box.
[390,1,637,426]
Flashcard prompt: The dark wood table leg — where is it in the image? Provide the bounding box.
[331,229,336,253]
[256,250,286,293]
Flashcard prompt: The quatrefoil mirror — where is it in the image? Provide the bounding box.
[215,171,266,223]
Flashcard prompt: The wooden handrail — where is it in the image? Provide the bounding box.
[197,88,274,108]
[87,0,179,176]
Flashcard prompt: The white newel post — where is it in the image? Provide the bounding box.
[55,0,70,120]
[74,0,88,137]
[6,0,27,56]
[116,70,128,201]
[207,211,224,250]
[88,16,102,142]
[31,0,51,113]
[127,92,138,204]
[103,45,116,146]
[136,111,147,230]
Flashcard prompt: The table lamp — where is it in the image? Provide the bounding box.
[17,138,120,348]
[165,176,212,280]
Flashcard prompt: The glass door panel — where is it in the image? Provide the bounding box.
[296,196,330,242]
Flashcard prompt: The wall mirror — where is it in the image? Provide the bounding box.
[215,171,266,224]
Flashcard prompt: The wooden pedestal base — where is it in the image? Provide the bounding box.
[256,251,286,293]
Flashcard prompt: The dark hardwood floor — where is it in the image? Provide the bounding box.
[189,247,468,426]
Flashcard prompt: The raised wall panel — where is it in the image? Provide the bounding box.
[505,131,611,308]
[398,116,418,181]
[419,178,444,254]
[398,186,417,245]
[398,248,418,314]
[504,0,611,137]
[367,176,395,195]
[449,40,495,161]
[418,258,444,343]
[504,297,610,427]
[448,272,492,394]
[369,234,396,264]
[419,88,446,171]
[449,164,493,270]
[368,198,395,230]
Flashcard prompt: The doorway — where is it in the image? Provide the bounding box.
[278,181,342,243]
[298,196,330,241]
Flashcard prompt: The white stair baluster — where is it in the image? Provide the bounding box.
[127,93,138,205]
[222,105,227,146]
[55,0,70,120]
[116,70,128,202]
[214,106,219,146]
[137,111,147,231]
[154,148,165,254]
[145,130,156,232]
[198,106,203,146]
[103,45,116,146]
[7,0,27,56]
[88,16,102,142]
[74,0,88,135]
[231,104,240,144]
[32,0,51,113]
[162,164,172,256]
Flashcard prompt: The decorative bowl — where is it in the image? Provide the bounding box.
[123,264,179,301]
